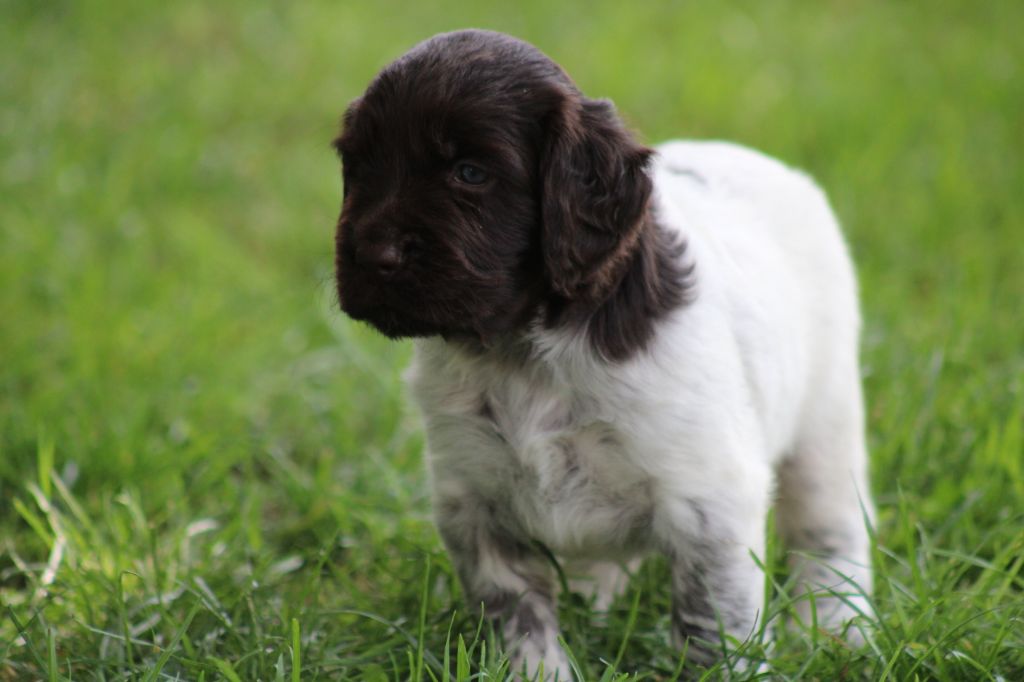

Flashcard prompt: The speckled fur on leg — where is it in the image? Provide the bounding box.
[659,498,768,669]
[434,493,572,680]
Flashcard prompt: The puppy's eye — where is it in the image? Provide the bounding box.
[455,163,488,185]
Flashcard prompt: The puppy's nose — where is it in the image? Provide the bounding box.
[358,241,405,276]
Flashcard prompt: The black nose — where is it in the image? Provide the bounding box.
[356,235,421,277]
[359,242,403,276]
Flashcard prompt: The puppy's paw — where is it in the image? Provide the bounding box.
[509,636,574,681]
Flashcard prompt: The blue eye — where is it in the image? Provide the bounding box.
[455,163,487,185]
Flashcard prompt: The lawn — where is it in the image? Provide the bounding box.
[1,0,1022,679]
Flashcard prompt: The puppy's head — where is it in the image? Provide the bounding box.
[333,29,652,343]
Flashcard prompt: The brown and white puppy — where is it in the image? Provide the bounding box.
[333,29,873,679]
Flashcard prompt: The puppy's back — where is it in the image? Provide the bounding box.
[652,140,862,459]
[654,139,859,331]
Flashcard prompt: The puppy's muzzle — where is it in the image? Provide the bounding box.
[352,233,420,279]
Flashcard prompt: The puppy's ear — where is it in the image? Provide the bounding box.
[332,96,363,156]
[541,96,653,300]
[333,97,364,201]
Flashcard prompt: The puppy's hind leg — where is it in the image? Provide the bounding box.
[775,380,874,639]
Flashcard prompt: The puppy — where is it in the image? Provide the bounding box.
[333,29,873,678]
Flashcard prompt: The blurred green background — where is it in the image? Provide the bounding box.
[1,1,1022,679]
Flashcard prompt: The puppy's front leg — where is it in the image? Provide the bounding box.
[659,498,767,669]
[434,493,571,680]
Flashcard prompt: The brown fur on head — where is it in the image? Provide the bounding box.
[333,30,684,356]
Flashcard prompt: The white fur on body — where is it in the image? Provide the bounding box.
[407,141,873,678]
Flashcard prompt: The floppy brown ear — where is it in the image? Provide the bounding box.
[541,96,653,301]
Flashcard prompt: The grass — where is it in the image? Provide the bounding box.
[1,0,1022,679]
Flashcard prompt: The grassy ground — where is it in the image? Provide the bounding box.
[2,0,1022,679]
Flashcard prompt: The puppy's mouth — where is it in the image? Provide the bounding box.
[338,277,475,340]
[344,301,445,339]
[334,238,528,344]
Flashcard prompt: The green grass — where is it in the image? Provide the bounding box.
[2,0,1022,679]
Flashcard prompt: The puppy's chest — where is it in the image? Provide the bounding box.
[442,375,654,556]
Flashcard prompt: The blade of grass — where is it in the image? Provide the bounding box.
[47,626,58,682]
[291,617,301,682]
[209,656,244,682]
[142,602,200,682]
